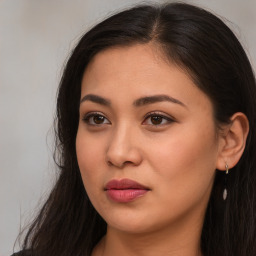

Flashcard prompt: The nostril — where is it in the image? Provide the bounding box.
[106,160,134,168]
[105,146,143,168]
[123,161,133,165]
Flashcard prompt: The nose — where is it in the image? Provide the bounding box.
[106,125,143,168]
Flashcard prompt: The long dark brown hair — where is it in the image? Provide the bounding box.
[18,2,256,256]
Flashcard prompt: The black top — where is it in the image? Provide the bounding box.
[11,250,32,256]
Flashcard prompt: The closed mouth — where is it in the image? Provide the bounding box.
[105,178,150,191]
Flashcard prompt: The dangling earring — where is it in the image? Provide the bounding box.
[223,163,229,200]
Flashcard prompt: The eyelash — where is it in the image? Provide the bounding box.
[143,112,175,126]
[82,111,175,127]
[82,112,111,126]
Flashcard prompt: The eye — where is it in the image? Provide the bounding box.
[82,112,110,125]
[143,112,174,126]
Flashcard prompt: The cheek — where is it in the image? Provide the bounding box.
[76,131,109,216]
[163,117,216,166]
[76,129,105,186]
[147,122,218,202]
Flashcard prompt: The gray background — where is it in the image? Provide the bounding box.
[1,0,255,255]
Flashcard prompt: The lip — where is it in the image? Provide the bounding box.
[105,179,150,203]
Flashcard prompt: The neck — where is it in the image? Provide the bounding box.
[92,217,203,256]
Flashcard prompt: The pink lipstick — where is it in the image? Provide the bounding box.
[105,179,150,203]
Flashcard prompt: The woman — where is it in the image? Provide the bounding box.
[15,2,256,256]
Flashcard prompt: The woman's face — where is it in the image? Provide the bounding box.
[76,44,221,234]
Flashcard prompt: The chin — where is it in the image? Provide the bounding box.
[102,208,167,235]
[98,208,147,232]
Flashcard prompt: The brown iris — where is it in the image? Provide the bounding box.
[93,115,105,124]
[151,116,163,125]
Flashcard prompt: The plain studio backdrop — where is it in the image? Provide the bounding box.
[0,0,255,255]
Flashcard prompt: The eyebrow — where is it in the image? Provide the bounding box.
[133,94,186,108]
[80,94,186,108]
[80,94,111,106]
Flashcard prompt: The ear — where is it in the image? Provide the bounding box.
[216,112,249,171]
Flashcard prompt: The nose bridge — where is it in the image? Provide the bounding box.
[106,122,142,168]
[111,121,130,145]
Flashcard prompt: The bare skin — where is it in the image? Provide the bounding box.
[76,44,249,256]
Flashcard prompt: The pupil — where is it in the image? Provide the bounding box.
[94,115,104,124]
[151,116,162,125]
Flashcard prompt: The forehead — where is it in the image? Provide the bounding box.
[81,44,213,113]
[84,43,166,81]
[82,44,187,91]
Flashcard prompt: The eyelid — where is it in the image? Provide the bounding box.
[142,111,175,125]
[81,111,175,127]
[82,111,111,125]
